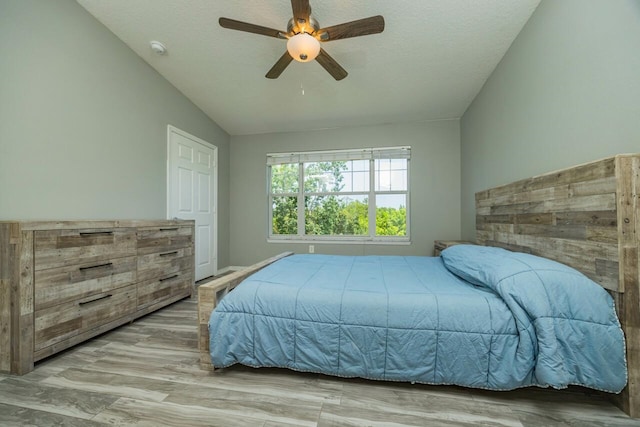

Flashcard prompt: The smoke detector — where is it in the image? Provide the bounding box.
[150,41,167,55]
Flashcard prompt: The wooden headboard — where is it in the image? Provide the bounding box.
[475,154,639,418]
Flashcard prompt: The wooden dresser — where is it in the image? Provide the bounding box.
[0,220,195,374]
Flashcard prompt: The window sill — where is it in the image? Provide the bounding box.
[267,238,411,246]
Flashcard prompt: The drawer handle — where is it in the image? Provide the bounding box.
[79,294,112,306]
[79,262,113,271]
[79,231,114,236]
[159,251,178,257]
[160,227,179,232]
[160,274,179,282]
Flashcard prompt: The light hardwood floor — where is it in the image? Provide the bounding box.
[0,297,638,427]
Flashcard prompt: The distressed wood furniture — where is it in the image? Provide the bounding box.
[476,153,639,418]
[195,154,638,418]
[0,219,195,375]
[433,240,474,256]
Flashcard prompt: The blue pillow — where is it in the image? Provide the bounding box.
[441,244,589,288]
[440,244,615,324]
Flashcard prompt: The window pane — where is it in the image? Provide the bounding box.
[376,194,407,236]
[271,164,299,194]
[351,160,368,172]
[305,161,369,193]
[272,196,297,235]
[377,159,391,171]
[390,159,407,170]
[304,161,345,193]
[351,171,369,192]
[375,159,407,191]
[305,195,368,235]
[389,170,407,191]
[342,160,370,192]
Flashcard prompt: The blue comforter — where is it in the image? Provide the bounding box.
[209,248,626,392]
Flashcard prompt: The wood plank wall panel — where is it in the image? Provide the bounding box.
[476,156,619,291]
[476,154,640,418]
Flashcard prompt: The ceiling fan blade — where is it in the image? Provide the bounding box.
[219,17,286,39]
[315,48,347,81]
[291,0,311,29]
[266,51,294,79]
[317,15,385,41]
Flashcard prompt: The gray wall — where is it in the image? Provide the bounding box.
[229,120,461,266]
[460,0,640,240]
[0,0,231,268]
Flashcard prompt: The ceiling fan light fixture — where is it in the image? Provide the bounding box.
[219,2,385,79]
[287,33,320,62]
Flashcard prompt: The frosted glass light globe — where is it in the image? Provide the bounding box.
[287,33,320,63]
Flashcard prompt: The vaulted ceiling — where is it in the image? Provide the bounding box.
[76,0,540,136]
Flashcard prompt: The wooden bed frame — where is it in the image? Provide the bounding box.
[198,153,638,418]
[197,252,294,369]
[476,154,639,418]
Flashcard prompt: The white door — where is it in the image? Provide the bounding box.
[167,125,217,281]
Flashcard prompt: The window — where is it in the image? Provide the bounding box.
[268,147,410,242]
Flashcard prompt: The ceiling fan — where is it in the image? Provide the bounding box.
[219,0,385,81]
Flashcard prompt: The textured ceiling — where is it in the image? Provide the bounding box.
[76,0,540,136]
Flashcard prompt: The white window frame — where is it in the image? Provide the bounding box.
[267,146,411,244]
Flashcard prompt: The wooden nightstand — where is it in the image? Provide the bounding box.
[434,240,474,256]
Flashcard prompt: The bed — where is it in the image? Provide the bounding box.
[198,153,639,418]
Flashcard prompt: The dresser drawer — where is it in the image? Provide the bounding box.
[35,256,137,310]
[137,225,193,256]
[34,283,136,352]
[137,247,193,282]
[34,228,136,271]
[137,270,192,310]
